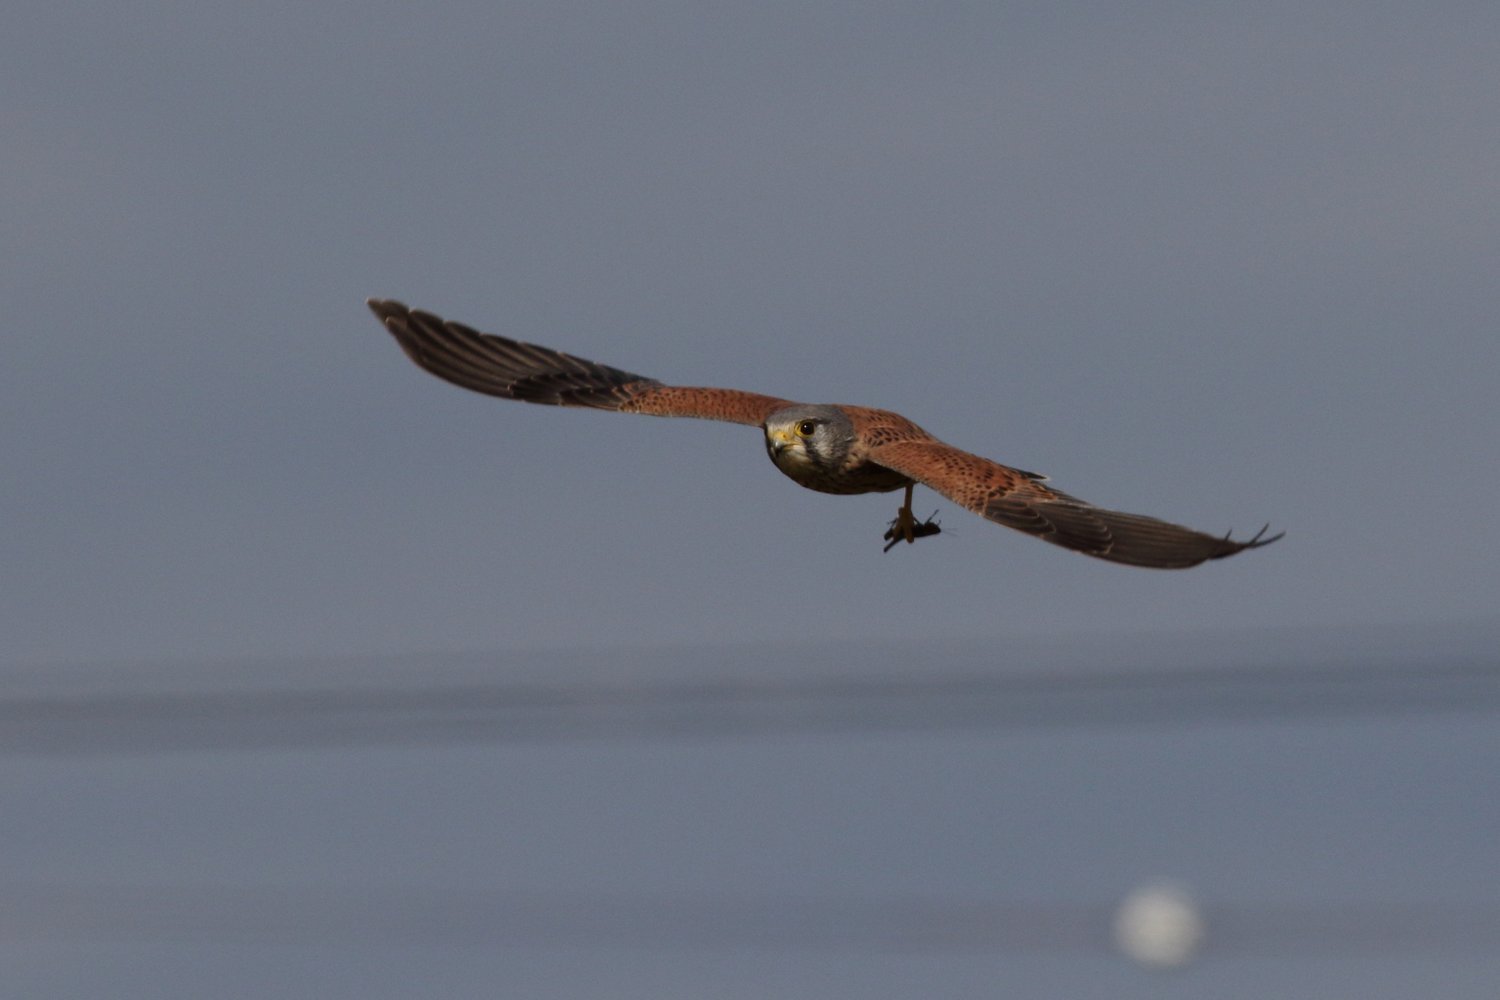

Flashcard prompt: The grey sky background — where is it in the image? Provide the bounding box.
[5,1,1497,663]
[4,3,1499,997]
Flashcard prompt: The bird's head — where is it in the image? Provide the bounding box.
[763,404,854,474]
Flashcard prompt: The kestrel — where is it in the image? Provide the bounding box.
[368,299,1280,568]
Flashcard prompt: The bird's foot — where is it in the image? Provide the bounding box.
[882,509,942,553]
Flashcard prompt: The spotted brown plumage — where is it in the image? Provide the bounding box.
[369,298,1282,568]
[865,439,1275,568]
[368,299,789,425]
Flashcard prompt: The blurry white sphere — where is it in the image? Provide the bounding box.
[1113,882,1206,968]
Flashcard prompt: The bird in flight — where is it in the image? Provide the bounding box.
[368,300,1280,568]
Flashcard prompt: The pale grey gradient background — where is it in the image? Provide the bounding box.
[3,2,1498,997]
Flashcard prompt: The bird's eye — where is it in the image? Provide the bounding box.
[796,420,817,437]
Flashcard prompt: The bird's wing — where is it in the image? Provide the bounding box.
[867,438,1280,568]
[368,299,792,427]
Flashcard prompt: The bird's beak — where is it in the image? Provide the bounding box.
[767,428,794,455]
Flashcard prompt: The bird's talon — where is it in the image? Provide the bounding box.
[882,504,941,552]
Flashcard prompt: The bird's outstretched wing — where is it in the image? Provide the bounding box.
[868,438,1281,568]
[368,299,791,427]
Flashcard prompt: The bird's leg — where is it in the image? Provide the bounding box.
[882,484,941,552]
[883,486,916,552]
